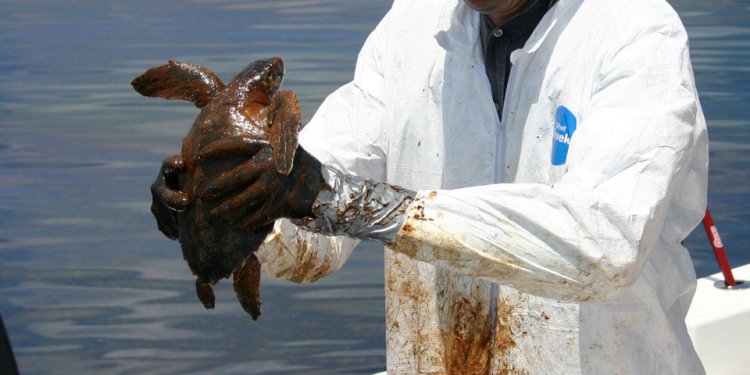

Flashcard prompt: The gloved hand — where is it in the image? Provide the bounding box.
[202,143,325,231]
[150,154,190,240]
[152,140,416,244]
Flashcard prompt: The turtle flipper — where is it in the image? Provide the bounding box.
[233,254,262,320]
[131,61,225,108]
[195,278,216,309]
[269,90,301,175]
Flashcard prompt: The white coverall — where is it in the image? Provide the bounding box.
[255,0,709,373]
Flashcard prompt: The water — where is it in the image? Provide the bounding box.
[675,0,750,274]
[0,0,748,374]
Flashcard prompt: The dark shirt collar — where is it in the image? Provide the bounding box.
[479,0,556,47]
[478,0,556,117]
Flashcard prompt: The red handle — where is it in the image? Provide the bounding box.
[702,208,737,287]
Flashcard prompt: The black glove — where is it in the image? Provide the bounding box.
[201,143,324,232]
[150,154,190,240]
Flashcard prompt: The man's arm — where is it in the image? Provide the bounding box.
[386,17,706,301]
[251,6,393,282]
[296,12,707,300]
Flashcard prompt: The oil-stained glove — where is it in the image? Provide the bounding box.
[204,144,325,231]
[150,154,190,240]
[153,143,415,244]
[294,165,416,243]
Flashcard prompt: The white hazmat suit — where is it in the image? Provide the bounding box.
[255,0,709,373]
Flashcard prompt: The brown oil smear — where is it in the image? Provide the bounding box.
[438,272,493,375]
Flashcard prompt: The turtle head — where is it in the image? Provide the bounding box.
[228,57,285,105]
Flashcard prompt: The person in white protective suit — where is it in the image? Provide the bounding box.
[152,0,709,373]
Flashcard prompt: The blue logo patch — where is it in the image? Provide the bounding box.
[551,106,577,166]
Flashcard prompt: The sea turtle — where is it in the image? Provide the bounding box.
[131,57,302,320]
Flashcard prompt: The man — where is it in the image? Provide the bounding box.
[153,0,708,373]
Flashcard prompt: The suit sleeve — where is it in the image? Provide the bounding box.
[388,18,708,301]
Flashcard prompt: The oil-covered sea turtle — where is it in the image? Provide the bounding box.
[131,57,302,320]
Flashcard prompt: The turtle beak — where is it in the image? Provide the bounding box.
[259,57,284,97]
[264,57,284,87]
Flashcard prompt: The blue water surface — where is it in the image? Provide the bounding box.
[0,0,748,374]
